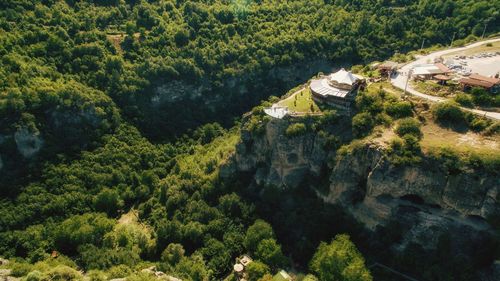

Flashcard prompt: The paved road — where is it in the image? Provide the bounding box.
[391,38,500,121]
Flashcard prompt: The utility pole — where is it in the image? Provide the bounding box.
[403,69,413,96]
[481,22,488,39]
[420,38,425,51]
[449,32,456,47]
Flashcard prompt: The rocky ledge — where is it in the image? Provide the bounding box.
[228,116,499,253]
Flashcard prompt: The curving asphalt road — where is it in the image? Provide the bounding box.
[391,38,500,121]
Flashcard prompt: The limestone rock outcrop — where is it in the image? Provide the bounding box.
[231,115,499,254]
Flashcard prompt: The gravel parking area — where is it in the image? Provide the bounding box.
[462,56,500,77]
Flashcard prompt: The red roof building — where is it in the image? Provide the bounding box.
[460,74,500,93]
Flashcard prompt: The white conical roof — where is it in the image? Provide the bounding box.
[329,68,358,85]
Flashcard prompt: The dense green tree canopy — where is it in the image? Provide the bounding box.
[0,0,499,280]
[310,234,372,281]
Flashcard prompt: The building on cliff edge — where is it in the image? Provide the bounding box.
[309,68,365,114]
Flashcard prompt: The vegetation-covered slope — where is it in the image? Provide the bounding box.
[1,1,500,280]
[1,0,499,140]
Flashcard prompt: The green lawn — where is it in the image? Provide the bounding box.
[277,88,321,113]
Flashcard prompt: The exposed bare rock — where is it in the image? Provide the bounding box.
[235,118,329,188]
[232,115,499,256]
[14,128,43,159]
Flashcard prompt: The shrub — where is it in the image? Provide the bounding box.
[285,123,307,137]
[375,113,393,127]
[454,94,474,108]
[483,122,500,136]
[106,264,133,279]
[247,261,270,281]
[469,117,489,132]
[245,115,269,136]
[26,270,43,281]
[471,87,493,106]
[395,118,422,139]
[87,270,107,281]
[428,147,463,174]
[45,265,82,281]
[9,262,32,277]
[385,101,413,118]
[388,135,421,165]
[352,112,375,137]
[432,101,464,123]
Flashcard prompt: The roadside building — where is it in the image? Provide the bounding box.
[411,63,453,80]
[459,74,500,93]
[377,60,398,77]
[309,68,365,114]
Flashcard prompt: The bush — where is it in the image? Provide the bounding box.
[87,270,107,281]
[352,112,375,137]
[388,135,421,165]
[285,123,307,137]
[45,265,82,281]
[247,261,270,281]
[9,262,32,277]
[432,101,464,123]
[483,122,500,136]
[471,87,493,106]
[106,264,133,279]
[395,118,422,139]
[375,113,393,127]
[385,101,413,118]
[428,147,463,174]
[469,117,489,132]
[454,94,474,108]
[26,270,43,281]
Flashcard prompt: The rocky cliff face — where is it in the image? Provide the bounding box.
[234,118,330,188]
[230,116,499,253]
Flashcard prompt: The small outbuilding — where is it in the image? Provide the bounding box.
[377,61,399,77]
[272,270,293,281]
[264,105,289,119]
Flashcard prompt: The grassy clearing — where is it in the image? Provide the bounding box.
[107,34,125,53]
[277,88,321,113]
[443,41,500,58]
[367,81,401,95]
[420,116,499,155]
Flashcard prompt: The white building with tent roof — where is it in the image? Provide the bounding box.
[309,68,365,114]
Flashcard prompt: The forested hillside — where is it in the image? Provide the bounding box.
[1,0,499,139]
[0,0,499,280]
